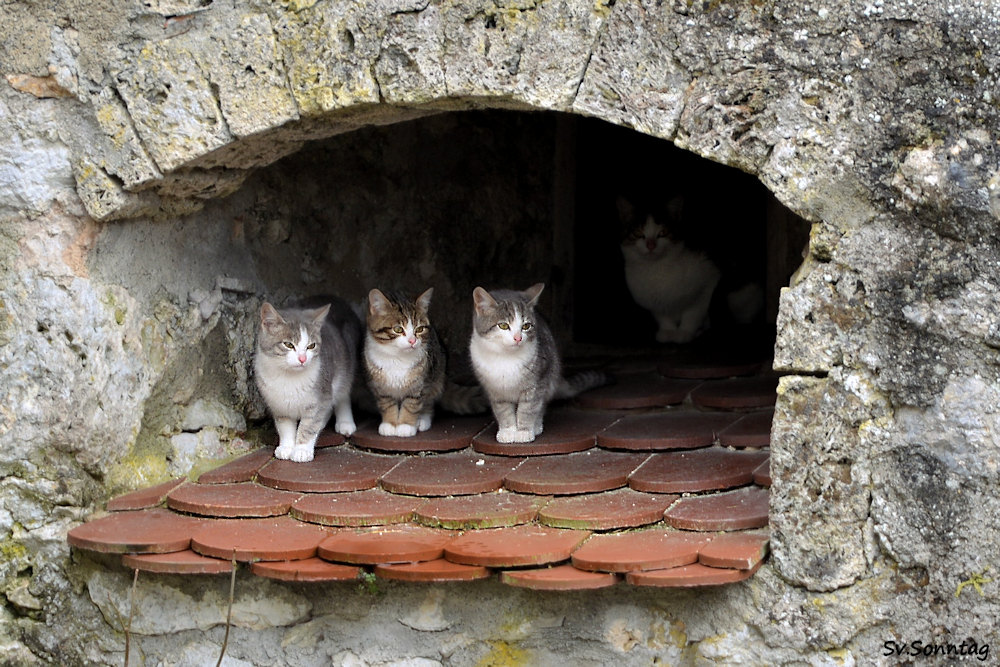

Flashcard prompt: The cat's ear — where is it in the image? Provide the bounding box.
[260,303,284,331]
[524,283,545,306]
[416,288,434,313]
[616,196,635,225]
[368,289,390,317]
[472,287,496,314]
[308,304,331,326]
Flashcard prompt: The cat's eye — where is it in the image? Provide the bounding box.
[393,326,404,334]
[522,323,532,331]
[283,342,295,350]
[306,343,316,350]
[497,322,510,330]
[415,326,427,334]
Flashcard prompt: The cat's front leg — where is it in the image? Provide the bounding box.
[511,399,543,442]
[273,417,299,460]
[333,399,357,437]
[493,400,531,443]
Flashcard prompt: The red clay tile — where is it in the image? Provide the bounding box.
[380,451,522,496]
[414,492,547,530]
[251,558,361,582]
[352,416,491,453]
[291,489,424,527]
[317,526,454,565]
[664,486,770,531]
[626,561,762,587]
[570,530,711,573]
[316,430,348,448]
[257,447,401,493]
[375,559,492,582]
[689,377,778,410]
[190,516,330,562]
[753,458,772,487]
[166,482,301,518]
[502,450,649,496]
[67,508,203,554]
[501,564,619,591]
[106,478,186,511]
[575,373,698,410]
[196,448,274,484]
[122,550,233,575]
[658,359,761,380]
[717,410,774,448]
[537,488,677,531]
[472,409,622,456]
[628,448,770,494]
[698,531,770,569]
[596,412,738,451]
[444,525,590,568]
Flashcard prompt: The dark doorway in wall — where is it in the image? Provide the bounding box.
[567,116,806,356]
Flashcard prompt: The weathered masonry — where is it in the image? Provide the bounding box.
[1,1,999,664]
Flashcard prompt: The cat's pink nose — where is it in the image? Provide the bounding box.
[513,333,522,344]
[407,336,417,346]
[297,354,307,364]
[646,238,657,251]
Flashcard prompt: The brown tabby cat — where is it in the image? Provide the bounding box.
[363,288,446,437]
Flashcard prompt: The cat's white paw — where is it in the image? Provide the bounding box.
[378,422,398,436]
[395,423,417,437]
[416,415,433,432]
[335,420,357,436]
[275,444,314,463]
[496,427,535,443]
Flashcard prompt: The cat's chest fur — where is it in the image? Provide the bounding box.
[365,341,421,390]
[254,353,322,418]
[470,336,535,399]
[624,244,718,310]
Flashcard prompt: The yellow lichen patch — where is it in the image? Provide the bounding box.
[106,449,171,498]
[475,641,530,667]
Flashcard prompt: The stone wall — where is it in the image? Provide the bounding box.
[1,0,999,664]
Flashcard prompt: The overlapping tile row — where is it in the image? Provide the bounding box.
[68,359,776,590]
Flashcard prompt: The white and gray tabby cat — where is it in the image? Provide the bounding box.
[619,195,721,344]
[254,298,361,462]
[363,288,446,437]
[470,283,605,443]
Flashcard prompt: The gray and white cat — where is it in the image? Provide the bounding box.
[254,298,361,462]
[363,288,445,437]
[470,283,605,443]
[619,195,721,344]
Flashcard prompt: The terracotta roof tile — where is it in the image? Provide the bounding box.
[627,448,770,494]
[375,559,492,582]
[257,447,401,493]
[575,373,699,409]
[290,489,424,527]
[503,450,649,496]
[537,488,677,531]
[68,355,776,590]
[501,564,620,591]
[251,558,361,582]
[106,478,186,511]
[753,457,772,487]
[657,359,761,380]
[67,508,203,554]
[571,530,711,573]
[473,408,621,456]
[689,377,778,410]
[317,526,455,565]
[664,485,769,531]
[626,561,762,587]
[444,525,590,568]
[352,416,491,453]
[414,492,547,529]
[196,448,274,484]
[122,549,233,575]
[380,451,521,496]
[717,410,774,448]
[190,516,329,562]
[596,412,738,451]
[166,482,302,518]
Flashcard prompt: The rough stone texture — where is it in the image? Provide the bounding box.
[2,0,1000,664]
